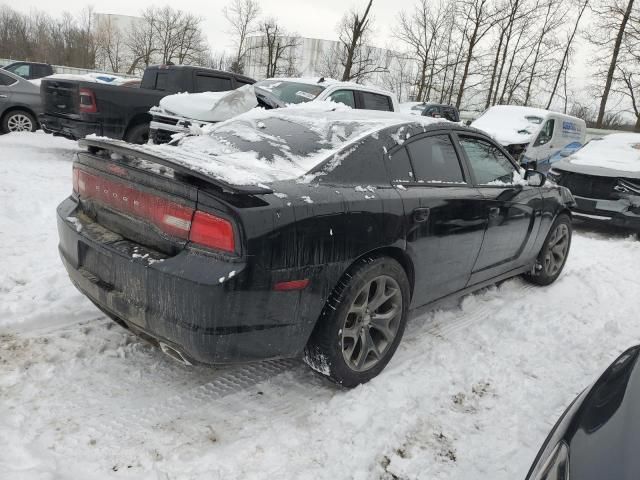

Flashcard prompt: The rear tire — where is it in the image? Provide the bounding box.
[304,256,410,388]
[2,110,37,133]
[124,122,150,144]
[524,213,572,286]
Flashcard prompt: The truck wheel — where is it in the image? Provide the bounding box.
[524,213,572,286]
[2,110,37,133]
[304,256,410,388]
[124,123,150,144]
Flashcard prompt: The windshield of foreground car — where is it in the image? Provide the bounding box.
[254,80,326,105]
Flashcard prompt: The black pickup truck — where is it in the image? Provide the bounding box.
[40,65,255,144]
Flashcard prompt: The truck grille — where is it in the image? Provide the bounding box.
[556,172,617,200]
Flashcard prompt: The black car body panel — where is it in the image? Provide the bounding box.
[40,65,255,142]
[527,346,640,480]
[57,118,573,365]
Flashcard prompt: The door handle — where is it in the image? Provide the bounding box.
[412,207,430,223]
[489,207,501,218]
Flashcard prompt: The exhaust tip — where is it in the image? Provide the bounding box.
[159,342,192,366]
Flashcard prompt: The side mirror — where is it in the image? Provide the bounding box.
[525,170,546,187]
[464,119,472,126]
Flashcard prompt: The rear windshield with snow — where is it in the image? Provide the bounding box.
[255,80,326,104]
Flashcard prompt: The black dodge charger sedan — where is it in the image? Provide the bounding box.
[57,105,575,387]
[526,345,640,480]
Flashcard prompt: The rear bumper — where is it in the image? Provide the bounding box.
[572,195,640,230]
[57,197,321,364]
[40,113,101,140]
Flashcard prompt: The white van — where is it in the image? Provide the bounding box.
[471,105,586,172]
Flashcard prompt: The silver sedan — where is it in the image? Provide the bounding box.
[0,69,43,133]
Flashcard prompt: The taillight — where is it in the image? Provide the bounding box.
[79,88,97,113]
[189,211,235,253]
[72,167,236,253]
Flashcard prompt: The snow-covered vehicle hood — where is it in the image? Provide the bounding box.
[158,85,258,122]
[553,133,640,179]
[471,105,548,146]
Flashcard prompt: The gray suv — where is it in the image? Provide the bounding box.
[0,70,42,133]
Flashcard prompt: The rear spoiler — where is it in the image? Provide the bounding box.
[79,138,273,195]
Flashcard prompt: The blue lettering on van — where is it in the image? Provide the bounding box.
[562,121,578,132]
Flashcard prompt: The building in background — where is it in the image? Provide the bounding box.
[93,13,145,74]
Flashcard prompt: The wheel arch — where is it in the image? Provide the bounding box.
[1,105,40,128]
[123,112,152,140]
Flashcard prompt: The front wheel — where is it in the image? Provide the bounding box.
[2,110,37,133]
[304,256,410,388]
[124,122,150,144]
[524,213,572,286]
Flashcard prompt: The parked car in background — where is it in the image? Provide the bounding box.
[400,101,461,122]
[548,133,640,231]
[471,105,586,171]
[2,61,54,80]
[526,345,640,480]
[57,104,574,387]
[0,69,43,133]
[149,77,399,144]
[40,65,255,144]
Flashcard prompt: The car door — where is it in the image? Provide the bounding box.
[0,72,15,113]
[388,132,486,306]
[455,133,543,285]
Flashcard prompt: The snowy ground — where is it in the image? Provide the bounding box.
[1,131,639,480]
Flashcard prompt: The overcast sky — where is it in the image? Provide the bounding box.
[8,0,591,95]
[9,0,412,50]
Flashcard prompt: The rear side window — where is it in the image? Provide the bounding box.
[0,72,16,86]
[423,106,440,117]
[441,107,458,122]
[387,146,414,183]
[328,90,356,108]
[195,75,232,92]
[406,135,465,183]
[360,92,392,111]
[155,72,168,91]
[458,136,516,185]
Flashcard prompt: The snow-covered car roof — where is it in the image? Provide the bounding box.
[471,105,551,146]
[255,77,395,96]
[89,102,447,187]
[554,133,640,178]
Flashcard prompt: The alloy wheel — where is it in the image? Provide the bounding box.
[543,223,570,275]
[7,113,33,132]
[341,275,403,372]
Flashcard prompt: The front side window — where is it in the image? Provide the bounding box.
[459,136,517,185]
[360,92,392,111]
[533,119,555,146]
[195,75,232,92]
[406,135,465,183]
[328,90,356,108]
[8,64,30,78]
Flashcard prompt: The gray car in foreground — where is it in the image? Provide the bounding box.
[0,69,42,133]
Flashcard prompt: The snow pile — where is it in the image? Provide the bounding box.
[158,85,258,122]
[471,105,549,146]
[92,102,444,186]
[37,72,135,86]
[568,133,640,172]
[1,132,640,479]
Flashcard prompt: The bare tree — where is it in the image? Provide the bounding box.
[223,0,261,74]
[546,0,588,109]
[336,0,387,82]
[126,8,158,74]
[95,15,127,73]
[588,0,637,127]
[252,19,300,78]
